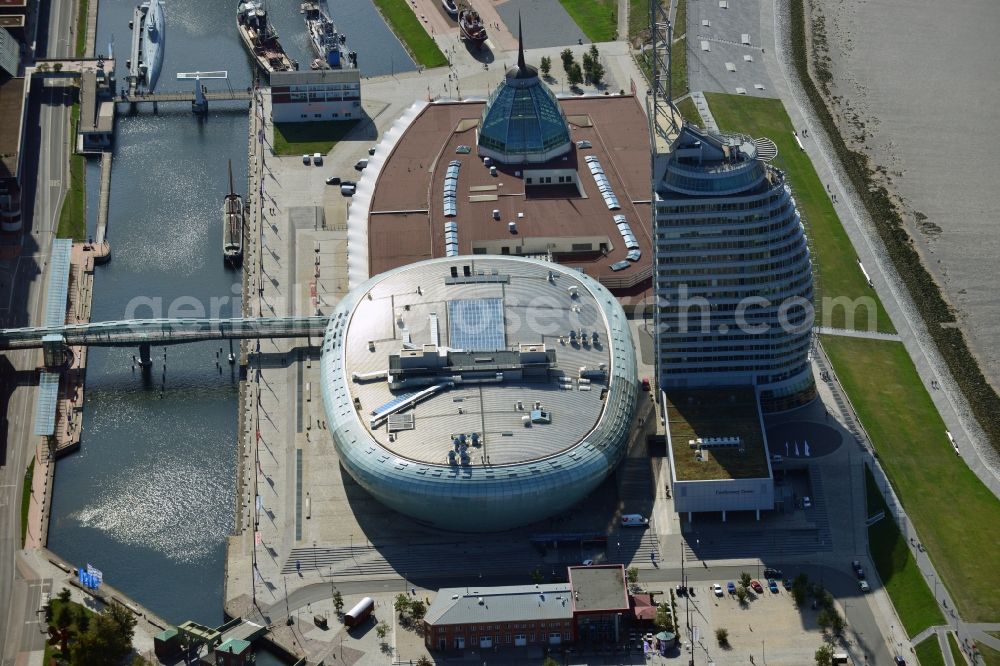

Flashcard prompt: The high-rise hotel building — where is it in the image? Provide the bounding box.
[653,125,815,411]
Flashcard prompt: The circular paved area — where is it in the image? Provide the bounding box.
[766,421,842,458]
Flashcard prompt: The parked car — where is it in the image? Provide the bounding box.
[750,580,764,594]
[620,514,648,527]
[782,579,792,591]
[893,657,907,665]
[859,580,871,593]
[368,146,376,156]
[675,585,687,597]
[851,560,863,574]
[302,154,311,165]
[713,584,724,597]
[763,568,783,579]
[726,581,736,595]
[325,175,341,185]
[313,152,323,166]
[354,159,368,171]
[768,579,779,594]
[855,567,866,581]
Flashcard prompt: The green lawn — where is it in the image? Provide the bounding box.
[272,120,358,156]
[371,0,448,69]
[628,0,649,44]
[20,458,34,547]
[558,0,617,42]
[675,0,687,39]
[947,632,964,665]
[864,465,944,637]
[706,93,894,333]
[57,101,87,240]
[675,97,703,127]
[824,334,1000,622]
[671,38,688,99]
[75,0,89,57]
[914,636,946,666]
[978,641,1000,666]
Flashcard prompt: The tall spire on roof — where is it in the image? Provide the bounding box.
[517,12,526,73]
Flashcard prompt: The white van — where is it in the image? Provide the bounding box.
[621,514,648,527]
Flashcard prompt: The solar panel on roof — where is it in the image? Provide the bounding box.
[447,298,506,351]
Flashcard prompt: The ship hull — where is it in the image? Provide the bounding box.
[237,2,293,76]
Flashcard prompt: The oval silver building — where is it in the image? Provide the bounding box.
[320,256,638,531]
[653,125,815,411]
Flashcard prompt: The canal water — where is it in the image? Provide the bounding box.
[47,0,415,646]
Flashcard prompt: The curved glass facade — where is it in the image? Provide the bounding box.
[320,257,638,532]
[653,126,815,409]
[478,67,572,165]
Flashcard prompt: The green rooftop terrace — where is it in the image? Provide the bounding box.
[666,388,771,481]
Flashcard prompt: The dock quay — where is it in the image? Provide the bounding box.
[94,150,112,256]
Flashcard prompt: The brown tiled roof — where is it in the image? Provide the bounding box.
[368,96,653,286]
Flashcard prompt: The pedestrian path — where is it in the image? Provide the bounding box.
[816,326,901,341]
[689,91,720,133]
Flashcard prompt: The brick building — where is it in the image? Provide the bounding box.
[423,565,630,652]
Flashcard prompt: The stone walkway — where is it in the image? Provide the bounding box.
[688,91,720,132]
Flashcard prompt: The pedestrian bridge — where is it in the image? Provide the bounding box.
[0,316,329,350]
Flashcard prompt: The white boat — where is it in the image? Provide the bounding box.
[140,0,165,90]
[303,1,356,69]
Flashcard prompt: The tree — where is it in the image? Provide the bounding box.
[590,59,605,86]
[333,590,344,616]
[410,600,427,620]
[815,644,834,666]
[560,49,575,74]
[71,601,136,666]
[568,62,583,87]
[375,620,390,643]
[416,657,433,666]
[76,606,90,634]
[829,611,845,637]
[58,587,72,604]
[530,567,545,584]
[715,627,730,648]
[626,567,639,586]
[736,585,748,605]
[543,658,560,666]
[55,605,75,655]
[654,603,672,631]
[588,43,600,64]
[540,56,551,76]
[582,51,594,81]
[816,609,832,632]
[394,593,412,618]
[739,571,752,588]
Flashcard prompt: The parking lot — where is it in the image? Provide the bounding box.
[659,576,838,665]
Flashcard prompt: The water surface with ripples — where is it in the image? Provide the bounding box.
[48,0,414,631]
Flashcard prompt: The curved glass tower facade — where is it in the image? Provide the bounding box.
[320,256,638,531]
[653,125,815,411]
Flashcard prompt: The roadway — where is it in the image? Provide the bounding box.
[257,564,890,665]
[0,0,76,663]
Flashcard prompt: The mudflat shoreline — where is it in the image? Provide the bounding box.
[807,0,1000,390]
